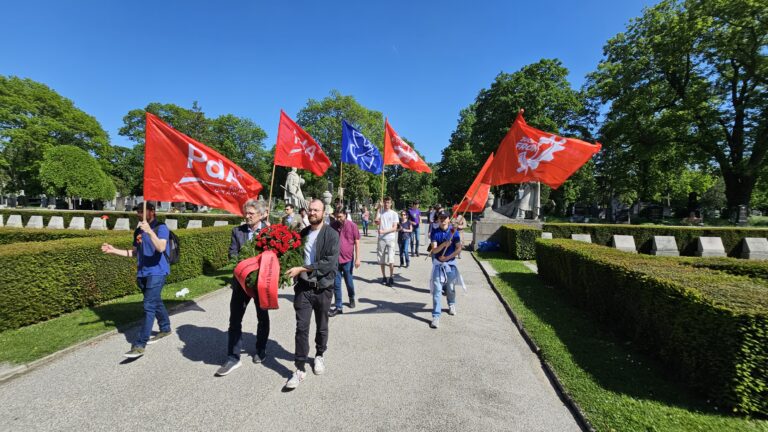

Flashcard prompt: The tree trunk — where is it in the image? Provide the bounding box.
[722,169,756,211]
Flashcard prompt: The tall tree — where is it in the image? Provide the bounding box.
[588,0,768,212]
[436,105,481,205]
[0,76,111,195]
[39,145,116,204]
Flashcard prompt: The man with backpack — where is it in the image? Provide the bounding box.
[101,202,173,359]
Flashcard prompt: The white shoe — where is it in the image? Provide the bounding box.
[285,370,306,389]
[448,304,456,316]
[313,356,326,375]
[430,317,440,329]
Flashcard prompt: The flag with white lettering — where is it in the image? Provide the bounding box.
[274,110,331,176]
[341,120,383,175]
[144,112,263,216]
[383,119,431,173]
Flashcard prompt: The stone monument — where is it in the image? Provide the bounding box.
[471,191,542,250]
[284,167,308,209]
[322,191,333,223]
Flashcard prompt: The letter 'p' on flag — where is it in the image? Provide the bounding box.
[144,113,263,216]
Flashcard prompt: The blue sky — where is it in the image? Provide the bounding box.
[1,0,655,163]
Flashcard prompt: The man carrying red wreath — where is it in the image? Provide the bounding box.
[216,199,271,377]
[283,199,339,389]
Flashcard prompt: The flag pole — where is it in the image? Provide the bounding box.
[339,160,344,207]
[143,200,147,223]
[267,163,277,216]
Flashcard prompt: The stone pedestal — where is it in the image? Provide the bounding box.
[26,216,44,229]
[571,234,592,243]
[114,218,131,231]
[68,217,85,230]
[89,218,107,230]
[47,216,65,229]
[741,238,768,260]
[612,235,637,253]
[213,221,229,227]
[164,219,178,230]
[7,215,22,228]
[696,237,726,257]
[541,232,553,239]
[651,236,679,256]
[186,220,202,229]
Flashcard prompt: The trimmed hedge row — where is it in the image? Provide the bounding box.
[0,226,232,331]
[0,227,126,246]
[543,223,768,256]
[0,208,243,230]
[535,239,768,415]
[500,224,540,259]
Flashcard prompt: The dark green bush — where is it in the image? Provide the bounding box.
[500,224,541,259]
[0,226,232,331]
[0,227,125,245]
[535,239,768,415]
[543,223,768,256]
[0,208,242,230]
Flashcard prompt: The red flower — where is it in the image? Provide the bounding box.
[101,215,109,220]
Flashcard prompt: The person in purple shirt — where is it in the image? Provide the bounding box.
[408,201,422,257]
[329,206,361,316]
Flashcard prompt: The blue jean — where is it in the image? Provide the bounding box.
[362,220,369,236]
[411,226,420,254]
[431,264,457,318]
[399,236,411,266]
[135,275,171,347]
[333,260,355,310]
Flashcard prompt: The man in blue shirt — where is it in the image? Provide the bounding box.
[101,202,171,358]
[428,210,462,329]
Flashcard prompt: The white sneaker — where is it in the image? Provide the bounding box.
[285,370,306,389]
[430,317,440,329]
[448,304,457,316]
[313,356,326,375]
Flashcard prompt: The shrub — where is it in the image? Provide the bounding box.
[543,223,768,256]
[0,228,125,245]
[0,226,232,331]
[0,208,242,230]
[535,239,768,415]
[500,224,541,259]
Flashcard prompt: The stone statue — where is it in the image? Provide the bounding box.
[284,168,307,209]
[322,191,333,224]
[495,183,536,219]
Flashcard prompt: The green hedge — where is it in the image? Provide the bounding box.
[0,208,243,230]
[543,223,768,256]
[0,226,232,331]
[0,227,126,245]
[500,224,540,259]
[535,239,768,415]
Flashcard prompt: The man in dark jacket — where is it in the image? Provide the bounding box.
[283,198,339,389]
[215,199,271,376]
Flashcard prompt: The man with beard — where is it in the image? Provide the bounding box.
[283,199,340,389]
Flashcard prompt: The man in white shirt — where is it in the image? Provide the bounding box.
[375,196,399,287]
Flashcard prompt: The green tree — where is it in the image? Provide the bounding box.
[0,76,111,195]
[39,145,116,204]
[436,105,481,205]
[588,0,768,212]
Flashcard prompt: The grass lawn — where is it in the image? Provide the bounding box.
[0,268,232,365]
[476,252,767,432]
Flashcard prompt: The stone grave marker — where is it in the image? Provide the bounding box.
[611,235,637,253]
[7,214,22,228]
[651,236,679,256]
[114,218,131,231]
[164,219,178,230]
[26,215,44,228]
[47,216,65,229]
[89,217,107,230]
[741,238,768,260]
[0,214,4,227]
[213,221,229,227]
[571,233,592,243]
[541,232,553,239]
[186,220,202,229]
[696,237,726,257]
[68,217,85,230]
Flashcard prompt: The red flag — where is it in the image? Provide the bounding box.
[454,153,494,213]
[144,113,263,216]
[384,119,431,173]
[483,111,600,189]
[274,110,331,176]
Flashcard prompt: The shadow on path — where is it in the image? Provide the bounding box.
[345,298,432,325]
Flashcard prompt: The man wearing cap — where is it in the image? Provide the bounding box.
[408,201,421,257]
[428,210,462,329]
[101,203,172,358]
[283,199,339,389]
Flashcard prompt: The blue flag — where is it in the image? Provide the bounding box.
[341,120,383,175]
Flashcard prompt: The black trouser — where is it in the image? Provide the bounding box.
[293,284,333,371]
[227,279,270,361]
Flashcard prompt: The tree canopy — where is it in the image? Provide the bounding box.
[39,145,116,201]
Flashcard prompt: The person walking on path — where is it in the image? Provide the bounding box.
[451,211,467,259]
[428,210,463,329]
[283,199,339,389]
[216,200,272,376]
[408,201,421,256]
[397,210,413,268]
[361,206,370,236]
[375,196,399,287]
[329,206,361,317]
[101,202,171,358]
